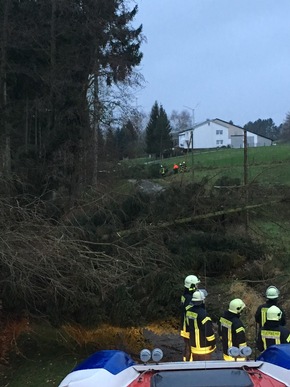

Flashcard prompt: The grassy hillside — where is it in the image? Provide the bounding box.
[125,144,290,186]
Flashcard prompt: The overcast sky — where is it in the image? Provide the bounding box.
[134,0,290,127]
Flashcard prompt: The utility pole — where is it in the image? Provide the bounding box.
[243,127,249,233]
[191,130,194,180]
[184,104,199,180]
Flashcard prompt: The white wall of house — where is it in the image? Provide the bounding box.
[179,121,230,149]
[256,135,272,146]
[179,119,272,149]
[195,121,231,148]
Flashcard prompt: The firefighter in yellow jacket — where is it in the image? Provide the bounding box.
[180,275,200,361]
[186,290,216,360]
[218,298,247,361]
[256,305,290,352]
[255,286,286,329]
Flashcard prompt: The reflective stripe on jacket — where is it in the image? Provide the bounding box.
[218,311,247,360]
[255,301,286,328]
[256,322,290,351]
[180,290,194,337]
[186,304,216,355]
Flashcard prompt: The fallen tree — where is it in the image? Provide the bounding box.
[116,200,281,238]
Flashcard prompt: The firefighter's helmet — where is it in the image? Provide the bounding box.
[265,286,280,299]
[228,298,246,314]
[267,305,282,321]
[199,289,208,298]
[191,290,205,303]
[184,275,200,289]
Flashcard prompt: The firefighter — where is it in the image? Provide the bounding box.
[173,163,179,174]
[160,165,166,177]
[186,290,216,360]
[255,286,286,329]
[218,298,247,361]
[256,305,290,352]
[180,275,200,361]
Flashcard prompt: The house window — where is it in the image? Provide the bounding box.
[216,140,223,145]
[216,129,223,135]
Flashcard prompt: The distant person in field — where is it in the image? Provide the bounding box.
[255,286,286,329]
[256,305,290,352]
[173,163,179,174]
[160,165,166,177]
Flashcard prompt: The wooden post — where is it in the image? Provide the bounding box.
[191,130,194,181]
[243,128,249,232]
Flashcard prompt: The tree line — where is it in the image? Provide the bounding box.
[0,0,288,202]
[0,0,143,198]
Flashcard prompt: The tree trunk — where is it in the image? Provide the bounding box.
[0,0,11,177]
[25,98,29,153]
[92,66,100,187]
[116,200,280,238]
[49,0,56,133]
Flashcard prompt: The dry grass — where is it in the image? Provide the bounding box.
[145,318,179,335]
[0,317,30,363]
[61,319,180,360]
[61,324,147,356]
[228,281,263,343]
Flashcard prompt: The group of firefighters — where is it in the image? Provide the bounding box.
[173,161,187,174]
[160,161,187,177]
[180,274,290,362]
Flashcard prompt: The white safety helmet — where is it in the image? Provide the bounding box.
[199,289,208,298]
[267,305,282,321]
[265,286,280,300]
[228,298,246,314]
[192,290,205,303]
[184,275,200,289]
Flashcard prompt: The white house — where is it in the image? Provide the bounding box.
[178,118,273,150]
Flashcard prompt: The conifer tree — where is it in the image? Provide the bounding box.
[145,101,172,157]
[0,0,143,196]
[282,112,290,141]
[117,119,138,159]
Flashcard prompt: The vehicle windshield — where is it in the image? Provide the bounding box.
[151,369,253,387]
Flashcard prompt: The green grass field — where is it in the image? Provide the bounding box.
[131,144,290,186]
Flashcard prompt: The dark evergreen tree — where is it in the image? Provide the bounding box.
[145,101,159,156]
[0,0,143,197]
[281,112,290,141]
[105,127,118,161]
[145,101,172,157]
[158,105,173,152]
[117,119,138,159]
[244,118,280,140]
